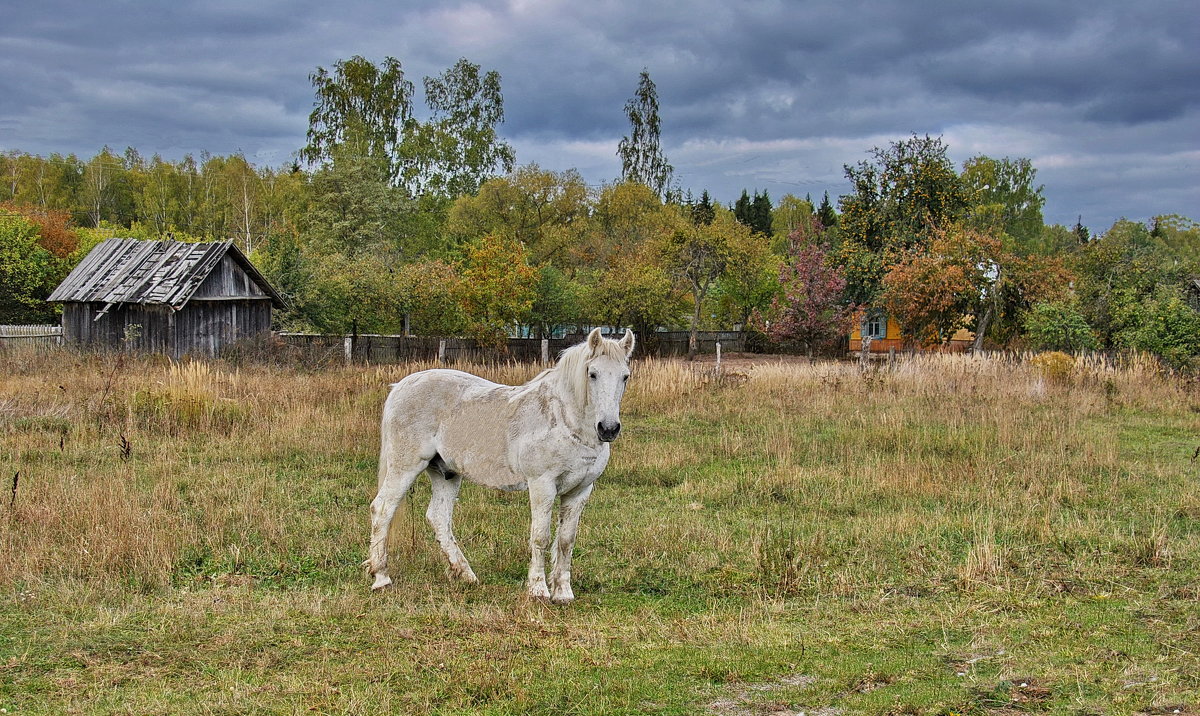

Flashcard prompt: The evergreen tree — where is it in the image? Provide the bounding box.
[732,189,751,228]
[817,190,837,229]
[750,190,773,235]
[691,189,715,226]
[1074,216,1090,243]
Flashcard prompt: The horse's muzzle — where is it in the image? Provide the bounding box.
[597,421,621,442]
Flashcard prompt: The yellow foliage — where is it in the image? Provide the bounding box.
[1030,351,1075,385]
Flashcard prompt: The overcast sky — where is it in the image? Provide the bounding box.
[1,0,1196,230]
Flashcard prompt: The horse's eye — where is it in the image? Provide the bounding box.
[589,372,597,380]
[622,375,629,382]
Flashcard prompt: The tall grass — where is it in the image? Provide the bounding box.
[1,346,1198,713]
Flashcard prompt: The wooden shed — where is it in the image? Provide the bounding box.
[47,238,285,358]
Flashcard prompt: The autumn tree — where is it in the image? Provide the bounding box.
[457,234,539,347]
[659,210,754,357]
[396,259,468,336]
[582,180,680,270]
[715,208,781,327]
[879,226,999,347]
[4,203,79,260]
[585,246,682,339]
[756,227,849,355]
[835,135,967,302]
[617,70,673,199]
[447,165,591,267]
[771,194,815,240]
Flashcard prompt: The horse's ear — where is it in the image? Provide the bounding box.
[587,327,604,356]
[618,329,636,358]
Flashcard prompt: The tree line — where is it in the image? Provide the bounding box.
[2,59,1198,366]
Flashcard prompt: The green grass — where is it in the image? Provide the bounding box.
[1,350,1198,714]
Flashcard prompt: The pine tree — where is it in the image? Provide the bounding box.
[817,190,837,228]
[1074,216,1090,244]
[733,190,752,227]
[691,189,715,226]
[750,190,773,235]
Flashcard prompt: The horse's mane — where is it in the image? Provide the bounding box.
[539,335,628,410]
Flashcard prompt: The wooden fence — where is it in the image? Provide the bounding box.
[0,324,63,350]
[0,325,747,363]
[275,330,747,365]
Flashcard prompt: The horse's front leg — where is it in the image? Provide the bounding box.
[550,482,593,605]
[525,476,557,600]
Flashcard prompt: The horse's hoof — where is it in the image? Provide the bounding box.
[526,586,551,602]
[371,574,393,591]
[550,594,575,605]
[448,565,479,584]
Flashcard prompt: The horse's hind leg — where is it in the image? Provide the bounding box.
[367,452,427,590]
[426,473,477,583]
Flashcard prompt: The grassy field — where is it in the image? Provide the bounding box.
[1,347,1198,715]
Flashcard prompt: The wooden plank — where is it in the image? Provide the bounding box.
[92,240,161,305]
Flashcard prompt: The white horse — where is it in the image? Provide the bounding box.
[366,328,635,604]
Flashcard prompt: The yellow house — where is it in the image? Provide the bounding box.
[849,309,974,353]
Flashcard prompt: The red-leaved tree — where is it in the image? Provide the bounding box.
[756,226,851,354]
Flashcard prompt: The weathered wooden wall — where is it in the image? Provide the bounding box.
[62,303,174,354]
[192,256,269,300]
[174,299,273,357]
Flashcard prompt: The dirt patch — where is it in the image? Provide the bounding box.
[707,674,823,715]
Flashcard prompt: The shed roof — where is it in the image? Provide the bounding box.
[48,238,286,311]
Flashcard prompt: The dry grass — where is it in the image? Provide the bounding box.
[1,345,1198,714]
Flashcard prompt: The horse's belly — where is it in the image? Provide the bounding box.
[449,454,527,490]
[434,426,523,489]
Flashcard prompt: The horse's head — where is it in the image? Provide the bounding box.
[583,327,635,442]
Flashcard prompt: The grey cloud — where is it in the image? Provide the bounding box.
[0,0,1195,229]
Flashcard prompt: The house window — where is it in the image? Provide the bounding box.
[864,311,887,340]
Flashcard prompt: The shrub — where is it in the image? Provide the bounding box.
[1023,300,1097,352]
[1030,351,1075,385]
[1116,285,1200,371]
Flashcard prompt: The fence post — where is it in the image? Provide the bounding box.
[541,338,549,364]
[716,341,722,372]
[438,339,446,363]
[343,335,353,364]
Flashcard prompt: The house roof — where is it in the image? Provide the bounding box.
[47,238,286,311]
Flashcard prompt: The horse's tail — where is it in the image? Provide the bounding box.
[377,386,399,489]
